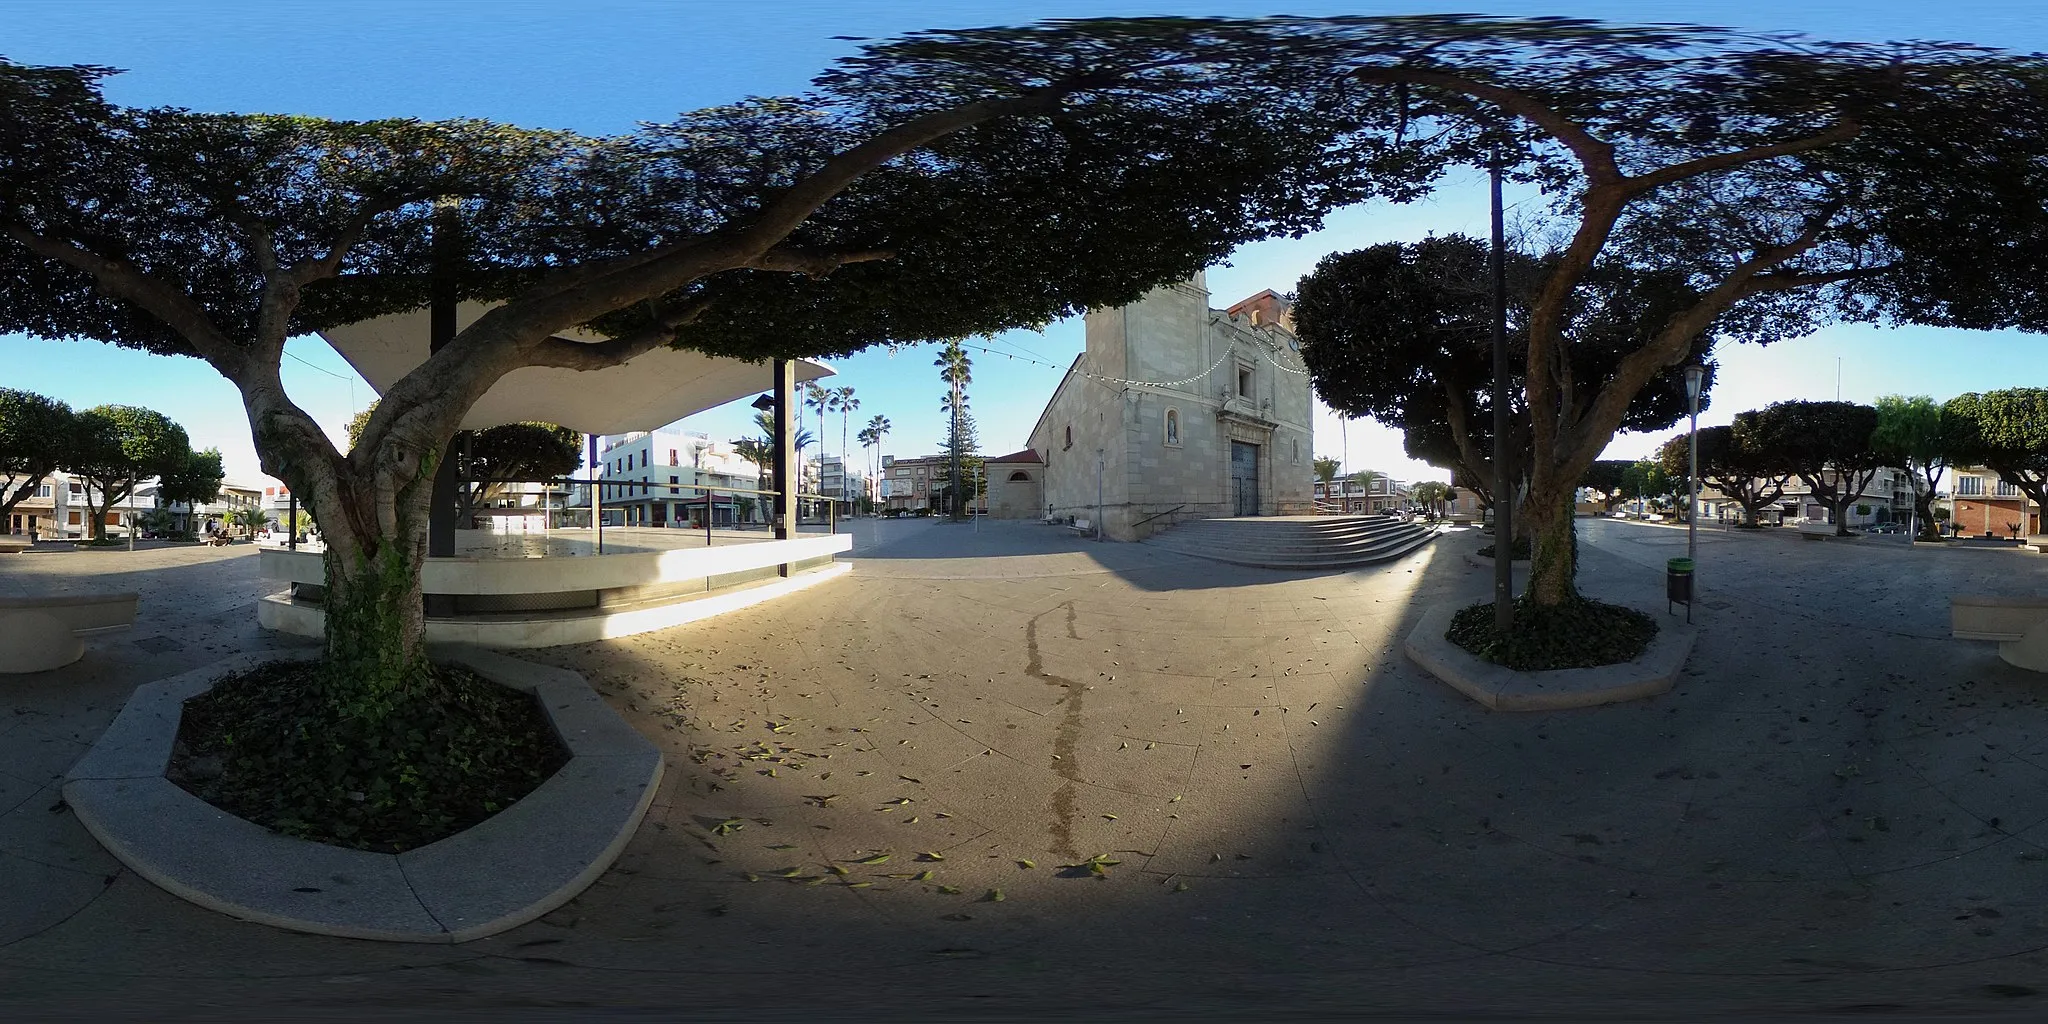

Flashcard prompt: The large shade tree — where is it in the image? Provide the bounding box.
[1742,400,1889,536]
[0,22,1389,694]
[1579,459,1633,513]
[1295,235,1719,517]
[1661,418,1793,526]
[0,388,76,526]
[65,404,192,541]
[1945,388,2048,531]
[1295,19,2048,604]
[157,446,227,513]
[1872,393,1955,539]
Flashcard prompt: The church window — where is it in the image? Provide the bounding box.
[1237,365,1253,397]
[1164,408,1181,447]
[1009,471,1031,482]
[1064,425,1073,451]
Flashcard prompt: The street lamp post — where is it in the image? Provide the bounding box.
[1683,361,1706,567]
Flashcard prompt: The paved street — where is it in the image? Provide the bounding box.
[4,519,2048,1020]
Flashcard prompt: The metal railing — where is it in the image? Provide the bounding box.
[459,476,839,552]
[1132,504,1188,529]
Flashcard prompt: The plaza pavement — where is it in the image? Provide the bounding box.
[3,519,2048,1020]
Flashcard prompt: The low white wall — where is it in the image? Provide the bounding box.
[258,562,850,648]
[260,533,851,595]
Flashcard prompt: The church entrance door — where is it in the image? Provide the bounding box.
[1230,441,1260,516]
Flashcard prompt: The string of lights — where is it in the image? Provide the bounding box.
[1263,349,1311,376]
[283,349,355,380]
[1079,349,1235,390]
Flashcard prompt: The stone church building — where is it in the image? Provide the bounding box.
[988,273,1313,540]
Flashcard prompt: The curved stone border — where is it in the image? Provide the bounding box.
[1403,601,1697,711]
[63,645,661,943]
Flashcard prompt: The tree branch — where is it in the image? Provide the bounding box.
[746,247,895,277]
[1,223,248,377]
[1745,265,1886,293]
[1348,67,1622,185]
[1622,122,1862,195]
[527,295,716,371]
[285,205,386,284]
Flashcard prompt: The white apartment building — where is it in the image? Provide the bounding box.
[1311,474,1412,514]
[597,428,765,528]
[3,470,259,539]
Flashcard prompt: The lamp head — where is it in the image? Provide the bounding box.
[1682,362,1706,402]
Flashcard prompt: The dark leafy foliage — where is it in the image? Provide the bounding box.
[1447,596,1658,670]
[1945,389,2048,515]
[173,659,569,853]
[1294,236,1718,501]
[0,387,75,517]
[1661,420,1793,526]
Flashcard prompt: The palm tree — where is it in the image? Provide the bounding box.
[833,386,859,506]
[935,341,972,521]
[736,411,814,513]
[1350,469,1382,511]
[864,414,891,511]
[803,382,830,491]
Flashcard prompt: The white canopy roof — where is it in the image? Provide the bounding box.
[319,302,834,435]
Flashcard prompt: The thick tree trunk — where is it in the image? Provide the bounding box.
[319,530,428,701]
[1522,487,1580,607]
[1827,495,1855,537]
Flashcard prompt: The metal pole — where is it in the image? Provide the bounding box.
[1687,397,1700,564]
[1489,154,1513,633]
[287,491,297,552]
[589,434,603,555]
[128,478,135,551]
[773,359,796,576]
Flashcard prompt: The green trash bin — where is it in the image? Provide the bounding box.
[1666,557,1694,610]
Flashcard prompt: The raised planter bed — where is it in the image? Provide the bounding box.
[63,646,661,943]
[1404,601,1697,711]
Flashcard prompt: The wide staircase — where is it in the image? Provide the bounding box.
[1144,514,1439,571]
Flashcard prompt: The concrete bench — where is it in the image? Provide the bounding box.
[0,537,29,553]
[0,592,140,674]
[1951,595,2048,672]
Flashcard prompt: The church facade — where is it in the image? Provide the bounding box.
[998,273,1313,541]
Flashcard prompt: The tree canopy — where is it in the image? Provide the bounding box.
[1872,394,1953,538]
[1295,235,1718,506]
[1662,420,1792,526]
[0,388,76,521]
[1579,459,1633,511]
[66,404,192,541]
[158,446,226,510]
[1945,388,2048,517]
[1741,400,1888,535]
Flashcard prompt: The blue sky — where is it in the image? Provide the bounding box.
[4,1,2044,487]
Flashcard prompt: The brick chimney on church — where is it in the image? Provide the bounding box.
[1225,289,1294,333]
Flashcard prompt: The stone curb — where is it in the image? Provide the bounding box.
[62,647,662,943]
[1459,552,1530,572]
[1403,601,1697,711]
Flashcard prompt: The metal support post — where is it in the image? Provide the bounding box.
[773,359,796,576]
[1488,154,1513,633]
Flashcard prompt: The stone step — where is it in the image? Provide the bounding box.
[1148,532,1437,570]
[1168,519,1421,541]
[1163,523,1426,551]
[1146,521,1439,570]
